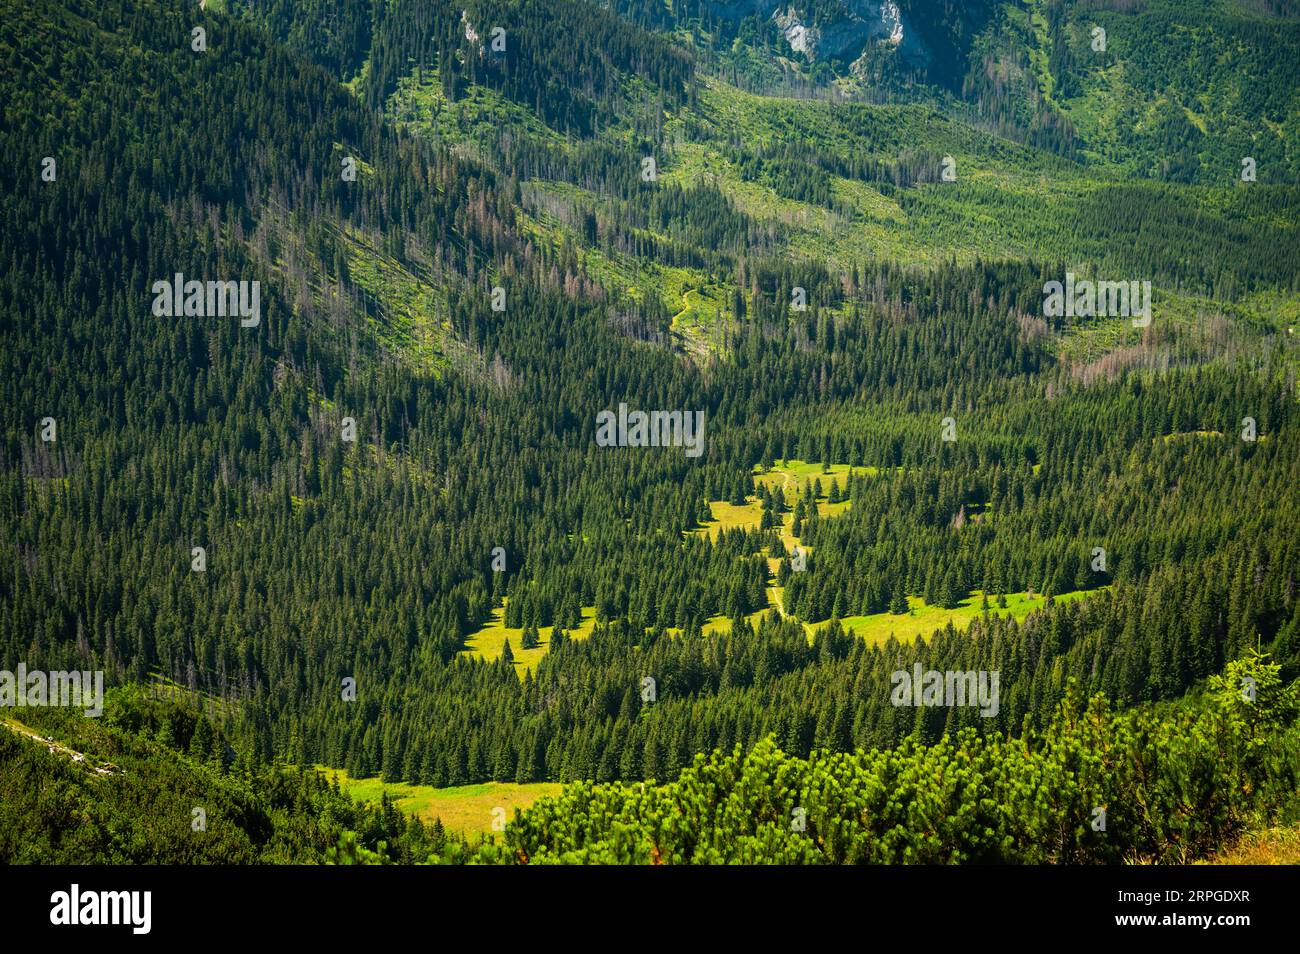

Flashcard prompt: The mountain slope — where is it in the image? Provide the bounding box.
[2,0,1300,867]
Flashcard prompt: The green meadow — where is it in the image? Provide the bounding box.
[688,460,1097,643]
[807,589,1095,647]
[315,765,562,835]
[693,459,873,542]
[461,601,598,673]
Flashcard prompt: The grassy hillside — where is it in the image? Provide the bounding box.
[227,0,1300,361]
[0,689,429,863]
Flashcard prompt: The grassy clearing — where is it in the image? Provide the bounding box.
[682,457,1099,642]
[461,601,598,674]
[418,781,565,834]
[679,588,1096,646]
[692,459,873,543]
[341,229,473,375]
[518,180,731,358]
[668,77,1088,269]
[693,499,763,539]
[754,458,875,489]
[468,461,1096,654]
[691,459,873,614]
[1057,285,1300,376]
[662,264,733,359]
[387,68,562,155]
[808,589,1095,646]
[692,607,776,637]
[315,765,562,835]
[1200,826,1300,865]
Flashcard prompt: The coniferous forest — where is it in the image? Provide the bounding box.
[2,0,1300,901]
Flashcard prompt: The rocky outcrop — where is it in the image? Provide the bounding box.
[709,1,931,66]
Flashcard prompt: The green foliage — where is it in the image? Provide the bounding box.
[493,654,1300,864]
[0,689,442,863]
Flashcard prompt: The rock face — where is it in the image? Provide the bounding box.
[710,1,931,67]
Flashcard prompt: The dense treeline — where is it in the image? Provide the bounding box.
[363,0,693,131]
[481,654,1300,863]
[228,0,374,81]
[259,552,1300,785]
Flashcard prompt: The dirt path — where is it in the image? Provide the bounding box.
[2,717,120,776]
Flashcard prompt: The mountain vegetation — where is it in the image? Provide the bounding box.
[2,0,1298,863]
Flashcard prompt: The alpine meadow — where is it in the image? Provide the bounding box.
[2,0,1300,917]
